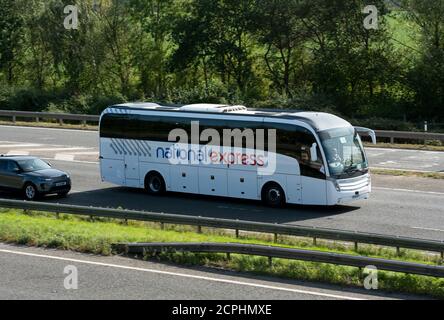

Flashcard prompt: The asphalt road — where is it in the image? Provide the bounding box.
[367,148,444,172]
[0,243,419,300]
[0,125,444,241]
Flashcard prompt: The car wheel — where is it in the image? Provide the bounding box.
[145,172,166,195]
[262,183,286,208]
[23,183,39,201]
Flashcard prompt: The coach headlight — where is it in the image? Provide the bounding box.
[328,178,341,192]
[334,180,341,192]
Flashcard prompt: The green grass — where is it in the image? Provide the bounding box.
[372,168,444,180]
[1,208,444,298]
[0,120,97,131]
[386,11,421,54]
[365,142,444,152]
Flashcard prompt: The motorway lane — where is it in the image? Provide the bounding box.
[0,125,444,241]
[1,125,444,172]
[0,158,442,242]
[367,148,444,172]
[0,243,415,300]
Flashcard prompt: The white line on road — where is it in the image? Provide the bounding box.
[54,154,75,161]
[7,147,93,152]
[371,167,441,173]
[0,125,97,133]
[374,187,444,196]
[368,147,444,155]
[6,151,30,156]
[412,227,444,233]
[0,144,42,148]
[0,248,363,300]
[41,157,99,165]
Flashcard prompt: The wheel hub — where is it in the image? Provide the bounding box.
[26,186,35,199]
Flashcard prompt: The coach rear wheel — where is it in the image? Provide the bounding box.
[145,172,166,195]
[262,183,286,208]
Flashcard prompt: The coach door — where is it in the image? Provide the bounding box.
[124,141,140,187]
[300,142,327,205]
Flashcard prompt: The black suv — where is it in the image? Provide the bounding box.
[0,156,71,200]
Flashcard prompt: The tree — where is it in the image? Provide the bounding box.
[403,0,444,120]
[129,0,180,98]
[249,0,310,97]
[172,0,256,95]
[0,0,25,84]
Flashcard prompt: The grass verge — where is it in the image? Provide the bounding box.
[372,169,444,180]
[365,142,444,152]
[0,208,443,298]
[0,120,97,131]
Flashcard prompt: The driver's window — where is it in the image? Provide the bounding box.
[0,160,6,172]
[6,161,19,173]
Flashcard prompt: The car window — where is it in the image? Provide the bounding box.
[6,161,20,173]
[16,159,51,172]
[0,160,6,172]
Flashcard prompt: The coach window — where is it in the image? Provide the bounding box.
[199,118,226,146]
[100,114,127,138]
[222,120,262,149]
[271,123,325,179]
[139,116,166,141]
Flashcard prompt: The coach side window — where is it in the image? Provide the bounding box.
[222,120,262,149]
[271,124,325,179]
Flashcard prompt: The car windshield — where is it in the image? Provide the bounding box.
[319,127,368,179]
[17,159,51,172]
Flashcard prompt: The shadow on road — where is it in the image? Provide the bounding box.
[35,187,361,225]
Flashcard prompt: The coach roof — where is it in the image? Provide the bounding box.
[105,102,352,132]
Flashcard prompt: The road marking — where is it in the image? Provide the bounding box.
[412,227,444,233]
[54,154,75,161]
[62,151,99,156]
[0,143,42,148]
[0,124,97,133]
[7,147,93,152]
[6,151,30,156]
[371,167,440,173]
[41,157,99,165]
[374,187,444,196]
[0,248,364,300]
[369,147,444,155]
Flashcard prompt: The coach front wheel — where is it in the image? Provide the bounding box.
[262,183,286,208]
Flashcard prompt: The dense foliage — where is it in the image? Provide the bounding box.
[0,0,443,128]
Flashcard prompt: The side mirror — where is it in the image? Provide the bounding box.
[13,167,21,173]
[310,143,318,162]
[355,127,377,145]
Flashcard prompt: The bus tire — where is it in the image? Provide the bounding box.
[145,172,166,195]
[261,182,286,208]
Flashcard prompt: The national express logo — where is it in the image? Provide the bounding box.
[156,146,266,167]
[157,121,277,175]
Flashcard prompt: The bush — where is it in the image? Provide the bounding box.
[0,86,128,115]
[2,87,60,112]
